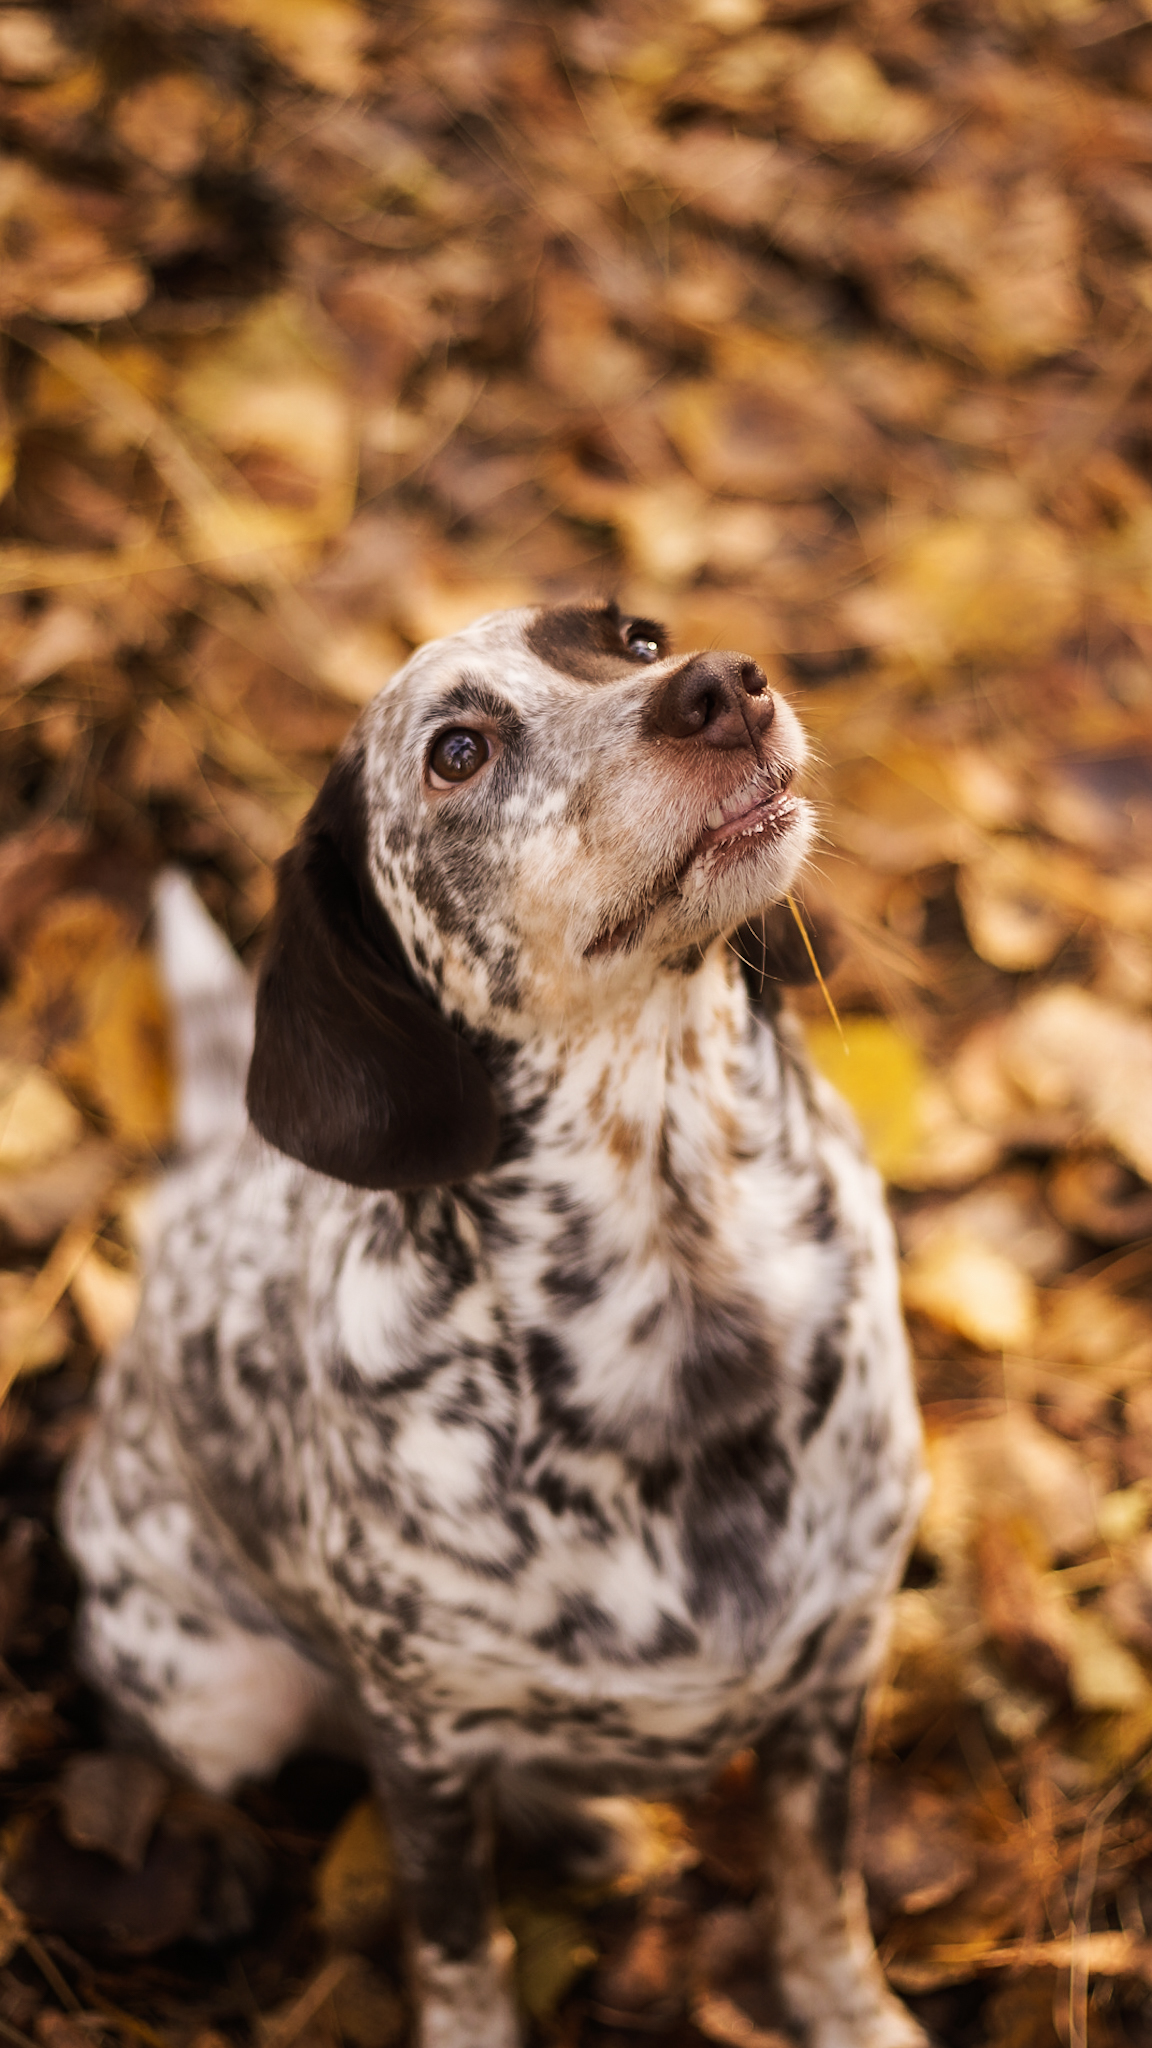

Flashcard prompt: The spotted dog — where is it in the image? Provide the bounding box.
[64,603,927,2048]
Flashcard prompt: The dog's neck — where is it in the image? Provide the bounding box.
[452,941,835,1462]
[492,937,760,1173]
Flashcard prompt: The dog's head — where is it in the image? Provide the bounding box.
[247,601,818,1189]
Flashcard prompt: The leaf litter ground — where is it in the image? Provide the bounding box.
[3,0,1152,2042]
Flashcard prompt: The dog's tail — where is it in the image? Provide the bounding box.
[152,870,255,1153]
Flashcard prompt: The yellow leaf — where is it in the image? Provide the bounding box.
[843,514,1078,666]
[503,1899,597,2021]
[314,1797,393,1949]
[805,1016,925,1180]
[1097,1484,1152,1548]
[0,1062,83,1173]
[1062,1605,1151,1714]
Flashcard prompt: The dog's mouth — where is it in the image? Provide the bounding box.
[684,764,797,871]
[586,764,800,957]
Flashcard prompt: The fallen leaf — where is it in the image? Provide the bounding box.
[805,1016,925,1180]
[6,1812,206,1953]
[2,897,172,1152]
[843,513,1079,666]
[187,0,371,95]
[922,1409,1099,1569]
[903,1232,1038,1353]
[504,1899,597,2021]
[0,1137,119,1248]
[313,1797,393,1949]
[863,1772,978,1916]
[69,1247,139,1354]
[0,1271,69,1378]
[1047,1153,1152,1246]
[0,1062,83,1173]
[787,43,935,152]
[957,852,1071,972]
[57,1753,169,1872]
[1002,986,1152,1182]
[0,160,148,323]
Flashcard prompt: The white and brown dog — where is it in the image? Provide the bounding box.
[63,602,927,2047]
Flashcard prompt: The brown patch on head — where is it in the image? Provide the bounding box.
[524,600,670,684]
[606,1114,644,1168]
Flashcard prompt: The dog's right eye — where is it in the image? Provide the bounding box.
[428,729,491,785]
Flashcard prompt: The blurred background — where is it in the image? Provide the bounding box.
[2,0,1152,2043]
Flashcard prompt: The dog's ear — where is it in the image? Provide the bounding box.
[732,899,843,1015]
[246,747,500,1189]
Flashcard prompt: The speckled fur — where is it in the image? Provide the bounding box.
[64,605,927,2048]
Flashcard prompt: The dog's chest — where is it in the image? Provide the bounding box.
[303,1106,915,1756]
[148,1005,921,1774]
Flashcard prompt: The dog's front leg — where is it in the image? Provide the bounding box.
[370,1748,519,2048]
[758,1693,928,2048]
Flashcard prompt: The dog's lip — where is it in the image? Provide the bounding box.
[693,764,796,856]
[585,762,801,956]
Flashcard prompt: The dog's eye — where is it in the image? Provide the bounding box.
[623,619,664,663]
[428,729,491,784]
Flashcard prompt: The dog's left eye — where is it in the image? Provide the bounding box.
[428,729,491,784]
[623,618,663,663]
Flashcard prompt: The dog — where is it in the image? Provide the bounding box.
[63,601,927,2048]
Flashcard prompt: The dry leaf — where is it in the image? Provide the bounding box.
[0,1061,82,1172]
[0,1137,119,1248]
[787,44,935,152]
[1002,986,1152,1182]
[504,1899,597,2021]
[313,1797,393,1949]
[2,897,173,1151]
[957,853,1071,972]
[69,1246,139,1354]
[844,513,1079,666]
[862,1772,978,1916]
[921,1409,1099,1569]
[0,1270,69,1377]
[903,1232,1038,1353]
[186,0,370,94]
[57,1752,169,1872]
[0,160,148,323]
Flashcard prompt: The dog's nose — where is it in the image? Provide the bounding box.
[647,652,774,746]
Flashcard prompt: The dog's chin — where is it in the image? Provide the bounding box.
[673,793,813,939]
[585,797,813,962]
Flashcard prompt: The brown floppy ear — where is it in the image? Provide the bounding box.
[732,898,843,1015]
[246,746,500,1189]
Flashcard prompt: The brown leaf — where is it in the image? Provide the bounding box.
[313,1797,393,1950]
[862,1773,978,1918]
[57,1753,169,1873]
[7,1812,206,1954]
[0,1137,119,1248]
[1,897,172,1152]
[0,162,148,324]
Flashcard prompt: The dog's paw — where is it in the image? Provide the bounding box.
[415,1928,521,2048]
